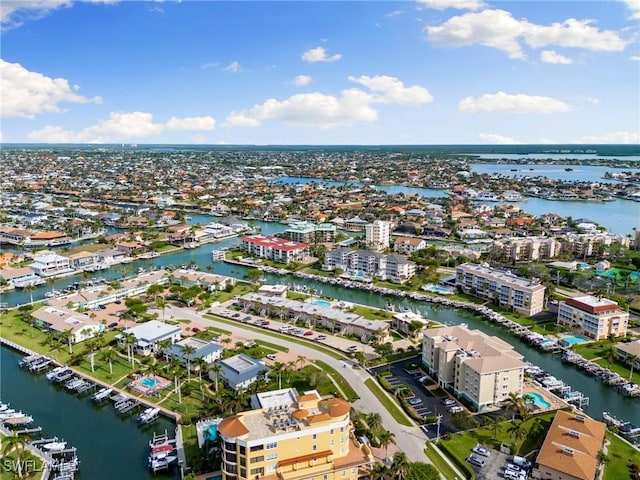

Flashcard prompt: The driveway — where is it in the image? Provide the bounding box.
[163,304,431,463]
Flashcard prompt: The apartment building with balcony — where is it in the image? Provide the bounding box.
[422,325,526,411]
[490,237,562,262]
[322,250,416,284]
[241,235,310,264]
[218,388,373,480]
[285,222,336,244]
[364,220,392,251]
[557,295,629,341]
[455,263,546,317]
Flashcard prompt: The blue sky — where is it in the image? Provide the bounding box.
[1,0,639,145]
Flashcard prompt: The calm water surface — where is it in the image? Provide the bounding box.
[0,346,179,480]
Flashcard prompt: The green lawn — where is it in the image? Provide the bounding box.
[255,339,289,353]
[424,445,463,480]
[181,424,200,468]
[363,378,413,427]
[604,432,640,480]
[573,342,640,384]
[286,291,310,301]
[349,305,393,321]
[313,360,359,402]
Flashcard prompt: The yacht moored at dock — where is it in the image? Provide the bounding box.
[91,387,113,402]
[137,407,160,425]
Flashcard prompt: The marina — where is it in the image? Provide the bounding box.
[0,345,179,479]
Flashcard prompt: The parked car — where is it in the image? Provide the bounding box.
[441,398,456,406]
[316,335,327,341]
[347,345,359,352]
[303,331,314,336]
[407,397,422,406]
[107,322,119,329]
[232,313,241,318]
[503,469,526,480]
[472,445,491,457]
[98,304,107,310]
[266,354,277,361]
[448,406,464,414]
[511,456,532,469]
[191,327,201,333]
[466,455,485,468]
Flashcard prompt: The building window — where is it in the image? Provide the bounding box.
[250,445,264,452]
[250,468,264,476]
[330,429,334,435]
[266,442,277,449]
[250,456,264,464]
[312,444,317,451]
[342,470,346,477]
[312,433,317,440]
[266,453,277,461]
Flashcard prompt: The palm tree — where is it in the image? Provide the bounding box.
[271,361,285,389]
[366,412,383,433]
[1,432,28,478]
[504,392,526,420]
[390,452,409,480]
[193,357,208,400]
[606,343,618,368]
[101,348,116,375]
[221,388,249,414]
[182,344,197,381]
[168,359,184,404]
[369,462,388,480]
[377,429,395,463]
[209,362,222,396]
[156,295,167,322]
[508,420,528,447]
[295,354,306,370]
[24,284,34,305]
[63,327,74,354]
[157,339,172,362]
[487,415,504,440]
[627,353,639,381]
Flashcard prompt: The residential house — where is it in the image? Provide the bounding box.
[29,252,73,277]
[31,305,105,344]
[216,353,269,390]
[394,236,427,255]
[168,337,223,370]
[117,320,181,356]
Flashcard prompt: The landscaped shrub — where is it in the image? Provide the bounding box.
[438,441,475,480]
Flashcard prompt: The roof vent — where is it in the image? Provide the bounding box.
[569,430,581,438]
[574,415,586,422]
[563,447,574,456]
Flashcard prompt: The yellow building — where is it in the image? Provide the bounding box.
[218,389,373,480]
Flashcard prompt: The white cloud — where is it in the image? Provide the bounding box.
[224,75,432,129]
[201,62,218,69]
[572,131,640,144]
[27,111,216,143]
[458,91,570,114]
[425,9,628,59]
[348,75,433,104]
[426,9,526,59]
[293,75,312,86]
[540,50,573,64]
[479,133,520,144]
[417,0,485,11]
[301,47,343,63]
[523,18,627,52]
[622,0,640,20]
[384,10,404,18]
[223,61,241,73]
[1,59,102,118]
[630,55,640,61]
[1,0,117,31]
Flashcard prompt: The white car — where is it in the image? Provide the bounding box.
[448,406,464,413]
[266,354,277,361]
[472,445,491,457]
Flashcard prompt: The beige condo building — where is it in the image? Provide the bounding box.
[422,325,526,411]
[218,389,373,480]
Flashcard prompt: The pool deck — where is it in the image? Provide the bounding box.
[523,383,568,413]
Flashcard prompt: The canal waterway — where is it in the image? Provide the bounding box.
[2,219,639,427]
[470,163,640,184]
[0,346,179,480]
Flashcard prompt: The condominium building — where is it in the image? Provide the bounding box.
[534,410,605,480]
[322,250,416,284]
[218,388,373,480]
[557,295,629,341]
[241,235,310,264]
[393,236,427,255]
[561,233,630,259]
[364,220,392,251]
[455,263,546,317]
[490,237,562,262]
[285,222,336,244]
[422,325,526,410]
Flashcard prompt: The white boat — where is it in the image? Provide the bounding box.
[138,407,160,425]
[43,441,67,452]
[0,403,10,412]
[92,387,113,402]
[46,366,67,380]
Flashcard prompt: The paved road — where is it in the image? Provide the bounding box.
[165,304,431,463]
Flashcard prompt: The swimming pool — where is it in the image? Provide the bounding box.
[312,300,332,308]
[423,284,455,295]
[205,424,218,441]
[140,377,159,388]
[561,335,589,346]
[527,392,551,409]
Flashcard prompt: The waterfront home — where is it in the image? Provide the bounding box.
[392,312,428,340]
[237,293,391,343]
[557,295,629,341]
[168,337,223,370]
[241,235,310,264]
[31,305,105,344]
[344,216,369,232]
[323,249,416,284]
[94,248,126,265]
[29,252,74,277]
[25,231,70,247]
[169,268,236,292]
[393,236,427,254]
[616,340,640,369]
[0,252,24,268]
[491,237,562,262]
[456,263,546,317]
[257,284,289,298]
[0,266,41,288]
[117,320,181,356]
[217,388,372,480]
[422,325,526,411]
[116,241,144,256]
[284,221,336,244]
[67,251,102,271]
[534,410,605,480]
[216,353,269,390]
